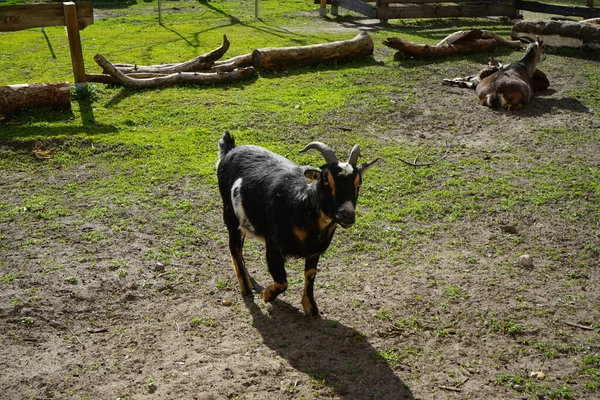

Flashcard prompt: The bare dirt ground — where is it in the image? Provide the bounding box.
[1,10,600,400]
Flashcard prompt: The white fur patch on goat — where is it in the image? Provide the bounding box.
[338,162,354,176]
[231,178,255,233]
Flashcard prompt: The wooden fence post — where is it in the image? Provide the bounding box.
[63,1,87,90]
[320,0,328,16]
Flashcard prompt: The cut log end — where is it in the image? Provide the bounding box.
[0,82,71,120]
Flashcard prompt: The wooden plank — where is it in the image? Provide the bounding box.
[334,0,378,17]
[377,3,517,19]
[517,0,600,18]
[0,2,93,32]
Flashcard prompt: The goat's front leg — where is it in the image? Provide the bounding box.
[263,243,288,302]
[301,255,320,316]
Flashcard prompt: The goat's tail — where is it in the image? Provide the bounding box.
[218,130,236,158]
[217,130,236,169]
[485,93,504,110]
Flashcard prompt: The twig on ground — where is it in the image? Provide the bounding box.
[67,326,85,347]
[86,327,109,334]
[457,377,470,387]
[398,148,449,167]
[564,321,595,330]
[439,385,462,392]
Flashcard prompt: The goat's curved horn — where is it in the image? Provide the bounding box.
[348,144,360,165]
[519,35,536,44]
[299,142,338,164]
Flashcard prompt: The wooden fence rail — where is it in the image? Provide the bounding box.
[320,0,600,21]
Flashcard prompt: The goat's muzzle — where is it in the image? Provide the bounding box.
[336,202,356,228]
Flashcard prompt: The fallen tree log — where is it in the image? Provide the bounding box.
[512,19,600,49]
[107,35,231,74]
[384,37,499,58]
[92,54,257,87]
[582,17,600,25]
[437,29,522,49]
[252,31,373,70]
[0,82,71,120]
[384,29,522,58]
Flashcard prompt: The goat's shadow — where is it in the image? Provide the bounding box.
[242,296,414,399]
[483,90,591,117]
[524,92,591,116]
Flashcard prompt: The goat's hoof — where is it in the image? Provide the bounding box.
[263,282,288,302]
[304,307,320,317]
[263,287,280,303]
[302,299,319,317]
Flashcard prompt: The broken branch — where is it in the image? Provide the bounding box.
[92,53,257,88]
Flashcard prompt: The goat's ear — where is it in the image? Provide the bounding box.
[358,158,380,174]
[303,168,322,183]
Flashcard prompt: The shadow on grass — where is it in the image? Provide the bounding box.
[242,295,414,399]
[183,0,332,45]
[102,76,259,107]
[326,15,514,37]
[256,56,383,80]
[0,122,118,142]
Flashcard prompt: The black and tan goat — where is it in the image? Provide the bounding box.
[216,131,378,316]
[443,37,549,110]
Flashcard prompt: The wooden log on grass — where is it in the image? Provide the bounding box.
[512,19,600,49]
[0,82,71,120]
[384,37,500,58]
[436,29,522,49]
[384,29,522,59]
[252,31,373,70]
[91,54,257,87]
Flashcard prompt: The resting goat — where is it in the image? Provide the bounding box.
[216,131,378,316]
[477,37,548,110]
[443,37,549,110]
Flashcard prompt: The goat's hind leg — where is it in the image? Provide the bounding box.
[225,215,253,296]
